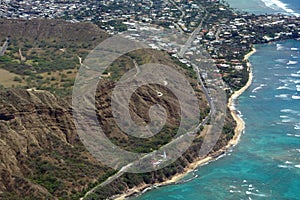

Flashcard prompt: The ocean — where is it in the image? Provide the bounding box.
[135,1,300,200]
[226,0,300,16]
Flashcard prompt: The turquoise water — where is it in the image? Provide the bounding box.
[136,40,300,200]
[226,0,300,16]
[225,0,277,14]
[135,2,300,200]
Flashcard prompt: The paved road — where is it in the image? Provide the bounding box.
[82,5,227,199]
[168,0,185,33]
[178,6,207,57]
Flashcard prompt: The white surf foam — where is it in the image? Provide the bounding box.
[280,115,289,118]
[292,95,300,100]
[295,134,300,137]
[276,44,284,50]
[282,119,293,123]
[246,190,268,197]
[287,133,300,137]
[278,164,290,168]
[287,61,298,65]
[275,58,288,63]
[229,190,241,193]
[281,109,299,114]
[276,85,293,90]
[252,84,266,93]
[294,124,300,130]
[275,94,289,99]
[291,73,300,78]
[291,48,299,51]
[279,79,288,84]
[293,80,300,84]
[286,66,297,69]
[260,0,300,17]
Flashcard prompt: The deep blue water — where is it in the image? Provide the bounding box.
[135,3,300,199]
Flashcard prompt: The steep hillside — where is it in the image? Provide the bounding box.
[0,19,108,96]
[0,19,235,200]
[0,89,113,199]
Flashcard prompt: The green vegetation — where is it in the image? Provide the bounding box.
[96,20,128,32]
[0,19,108,96]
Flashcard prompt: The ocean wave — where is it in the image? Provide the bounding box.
[274,73,283,77]
[276,44,284,50]
[293,80,300,84]
[286,66,297,69]
[278,164,291,168]
[275,58,288,63]
[260,0,300,17]
[291,48,299,51]
[246,190,268,197]
[294,124,300,130]
[280,115,289,118]
[276,85,294,90]
[229,190,241,193]
[295,165,300,168]
[292,95,300,100]
[280,109,299,114]
[275,94,289,99]
[287,61,298,65]
[279,79,289,84]
[252,84,266,93]
[287,133,300,137]
[282,119,293,123]
[291,73,300,78]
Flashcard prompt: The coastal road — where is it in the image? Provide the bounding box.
[82,4,224,199]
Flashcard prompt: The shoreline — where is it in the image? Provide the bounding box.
[227,47,256,147]
[113,47,257,200]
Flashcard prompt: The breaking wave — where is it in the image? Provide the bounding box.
[260,0,300,17]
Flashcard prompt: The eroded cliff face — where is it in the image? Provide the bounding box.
[0,85,234,200]
[0,89,110,199]
[0,87,203,200]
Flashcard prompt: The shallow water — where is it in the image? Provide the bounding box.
[135,2,300,199]
[136,41,300,200]
[226,0,300,16]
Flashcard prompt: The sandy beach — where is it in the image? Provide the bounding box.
[227,47,256,146]
[114,47,257,200]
